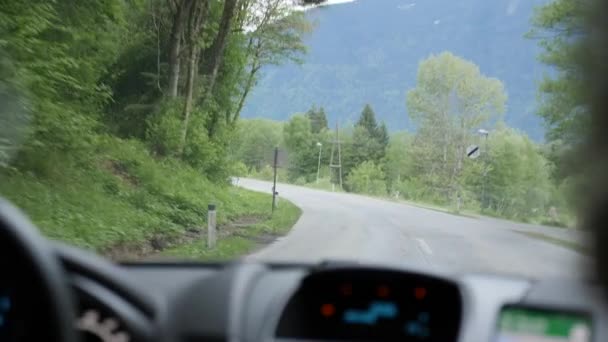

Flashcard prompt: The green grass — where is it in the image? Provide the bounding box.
[515,230,590,255]
[0,135,301,259]
[162,201,301,260]
[162,236,254,260]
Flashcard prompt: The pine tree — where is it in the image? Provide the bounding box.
[356,104,378,137]
[306,105,328,134]
[376,122,389,150]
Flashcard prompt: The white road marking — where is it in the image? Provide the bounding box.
[415,238,433,255]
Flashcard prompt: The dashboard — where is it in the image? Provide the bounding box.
[0,198,607,342]
[32,244,608,342]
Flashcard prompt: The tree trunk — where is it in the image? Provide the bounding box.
[167,0,188,97]
[230,63,259,125]
[178,0,208,155]
[200,0,239,105]
[179,48,199,154]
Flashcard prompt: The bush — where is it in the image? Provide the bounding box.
[346,161,387,196]
[396,178,426,201]
[146,101,183,157]
[230,161,249,177]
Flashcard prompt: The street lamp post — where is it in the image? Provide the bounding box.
[478,129,490,209]
[316,142,323,183]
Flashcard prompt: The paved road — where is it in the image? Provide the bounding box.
[238,178,592,279]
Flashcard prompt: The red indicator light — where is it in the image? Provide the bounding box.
[320,303,336,317]
[377,285,390,298]
[414,287,427,300]
[340,283,353,296]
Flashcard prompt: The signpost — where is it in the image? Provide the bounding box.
[207,204,217,248]
[272,147,278,214]
[466,145,480,159]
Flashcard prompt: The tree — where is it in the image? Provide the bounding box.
[349,104,388,168]
[383,131,414,194]
[179,0,211,154]
[306,105,329,133]
[166,0,190,97]
[406,52,507,201]
[377,122,389,150]
[283,114,316,180]
[528,0,588,178]
[229,2,311,124]
[200,0,239,100]
[529,0,587,144]
[470,127,553,219]
[356,104,378,136]
[231,118,283,169]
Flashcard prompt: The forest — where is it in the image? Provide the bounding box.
[0,0,312,257]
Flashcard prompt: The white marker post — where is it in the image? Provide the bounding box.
[207,204,217,249]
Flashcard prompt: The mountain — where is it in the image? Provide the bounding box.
[241,0,549,140]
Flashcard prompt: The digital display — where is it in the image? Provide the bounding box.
[276,269,462,341]
[494,306,592,342]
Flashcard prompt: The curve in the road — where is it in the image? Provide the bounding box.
[239,178,590,279]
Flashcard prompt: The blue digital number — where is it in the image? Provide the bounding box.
[343,301,398,325]
[404,312,431,338]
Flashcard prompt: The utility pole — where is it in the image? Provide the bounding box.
[329,121,343,190]
[272,147,278,213]
[316,142,323,183]
[478,129,490,210]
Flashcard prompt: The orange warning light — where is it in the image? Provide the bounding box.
[340,283,353,296]
[377,285,390,298]
[414,287,427,300]
[320,303,336,317]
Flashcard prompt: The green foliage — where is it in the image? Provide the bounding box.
[231,118,284,170]
[339,104,390,179]
[146,100,184,157]
[530,0,587,135]
[283,114,313,151]
[357,104,379,136]
[476,127,553,219]
[283,114,318,181]
[406,52,507,202]
[306,105,329,134]
[0,136,277,250]
[231,161,249,177]
[162,199,301,260]
[529,0,588,178]
[383,131,414,193]
[346,161,387,196]
[0,0,312,258]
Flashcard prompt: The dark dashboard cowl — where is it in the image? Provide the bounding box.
[165,263,267,342]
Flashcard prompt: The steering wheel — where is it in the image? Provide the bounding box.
[0,199,77,342]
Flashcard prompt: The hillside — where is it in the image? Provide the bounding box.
[242,0,548,140]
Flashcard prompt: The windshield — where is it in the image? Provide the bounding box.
[0,0,590,278]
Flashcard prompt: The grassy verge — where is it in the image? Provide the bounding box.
[0,135,301,259]
[515,230,589,255]
[392,198,479,219]
[162,201,301,260]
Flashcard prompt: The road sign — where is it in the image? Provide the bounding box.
[466,145,480,159]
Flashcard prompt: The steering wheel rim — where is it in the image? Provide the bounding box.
[0,199,77,342]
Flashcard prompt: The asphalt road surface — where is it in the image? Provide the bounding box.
[238,178,591,279]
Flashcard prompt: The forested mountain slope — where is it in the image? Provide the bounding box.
[242,0,548,140]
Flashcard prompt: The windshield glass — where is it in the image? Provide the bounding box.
[0,0,590,278]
